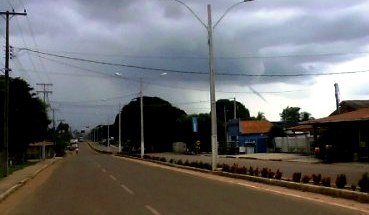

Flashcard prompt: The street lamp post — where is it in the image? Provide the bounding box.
[140,78,144,158]
[118,108,122,153]
[170,0,253,171]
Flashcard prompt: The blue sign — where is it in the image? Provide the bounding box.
[192,116,198,133]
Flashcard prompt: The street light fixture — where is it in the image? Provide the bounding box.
[170,0,253,171]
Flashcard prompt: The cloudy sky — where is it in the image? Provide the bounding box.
[1,0,369,131]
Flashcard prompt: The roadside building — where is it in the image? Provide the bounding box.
[301,101,369,162]
[228,119,273,154]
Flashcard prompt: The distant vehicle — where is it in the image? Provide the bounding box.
[78,136,84,142]
[68,143,79,151]
[70,139,78,144]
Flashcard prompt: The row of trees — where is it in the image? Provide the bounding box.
[91,96,313,154]
[0,77,72,163]
[0,77,50,163]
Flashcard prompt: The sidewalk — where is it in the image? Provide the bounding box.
[222,153,322,163]
[88,141,119,154]
[0,158,60,202]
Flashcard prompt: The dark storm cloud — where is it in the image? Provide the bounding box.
[2,0,369,128]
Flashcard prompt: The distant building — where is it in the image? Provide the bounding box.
[228,119,273,153]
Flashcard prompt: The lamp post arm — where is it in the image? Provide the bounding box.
[170,0,207,29]
[213,0,251,29]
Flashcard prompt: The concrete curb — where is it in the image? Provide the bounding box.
[87,142,113,155]
[0,158,59,203]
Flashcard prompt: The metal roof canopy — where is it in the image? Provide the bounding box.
[301,108,369,125]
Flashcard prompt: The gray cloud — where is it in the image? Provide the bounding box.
[2,0,368,129]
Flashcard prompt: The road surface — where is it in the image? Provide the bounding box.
[0,143,367,215]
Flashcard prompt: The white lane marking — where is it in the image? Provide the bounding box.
[109,175,117,181]
[145,205,161,215]
[113,156,369,214]
[120,184,134,195]
[101,168,107,173]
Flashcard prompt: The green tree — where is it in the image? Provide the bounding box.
[55,122,72,156]
[300,111,314,121]
[216,99,250,143]
[113,96,186,152]
[256,112,266,120]
[0,77,50,163]
[280,106,301,123]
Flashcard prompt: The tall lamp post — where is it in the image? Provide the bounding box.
[115,73,145,158]
[170,0,253,170]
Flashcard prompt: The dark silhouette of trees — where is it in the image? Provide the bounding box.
[0,77,50,163]
[113,96,186,152]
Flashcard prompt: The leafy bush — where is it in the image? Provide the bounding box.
[312,174,321,185]
[248,166,254,176]
[358,172,369,192]
[351,184,357,191]
[184,160,190,166]
[261,168,268,178]
[230,163,239,173]
[222,163,230,172]
[159,157,166,162]
[203,163,212,170]
[321,176,331,187]
[236,166,247,175]
[254,168,260,177]
[169,159,174,164]
[275,169,282,180]
[143,155,150,159]
[176,159,183,165]
[335,174,347,189]
[292,172,302,183]
[268,169,275,179]
[302,175,311,183]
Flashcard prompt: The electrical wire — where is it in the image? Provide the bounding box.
[20,47,369,77]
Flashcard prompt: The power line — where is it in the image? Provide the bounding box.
[20,48,369,77]
[17,47,369,60]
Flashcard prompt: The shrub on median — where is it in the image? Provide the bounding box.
[335,174,347,189]
[292,172,302,183]
[321,176,331,187]
[358,172,369,193]
[312,174,321,185]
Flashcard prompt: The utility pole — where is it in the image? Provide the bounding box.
[36,83,52,160]
[36,83,53,104]
[118,106,122,153]
[1,10,27,177]
[207,4,218,171]
[140,78,144,158]
[107,124,110,147]
[233,97,237,119]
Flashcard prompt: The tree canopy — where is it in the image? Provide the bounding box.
[0,77,50,163]
[280,106,313,123]
[112,96,186,152]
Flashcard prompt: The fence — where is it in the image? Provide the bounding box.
[275,135,313,154]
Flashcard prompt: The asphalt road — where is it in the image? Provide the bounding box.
[1,143,367,215]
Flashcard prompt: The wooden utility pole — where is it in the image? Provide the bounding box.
[1,10,27,177]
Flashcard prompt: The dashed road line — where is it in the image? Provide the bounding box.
[109,175,117,181]
[145,205,161,215]
[101,168,107,173]
[120,184,134,195]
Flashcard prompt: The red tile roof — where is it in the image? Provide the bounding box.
[240,120,273,134]
[301,108,369,125]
